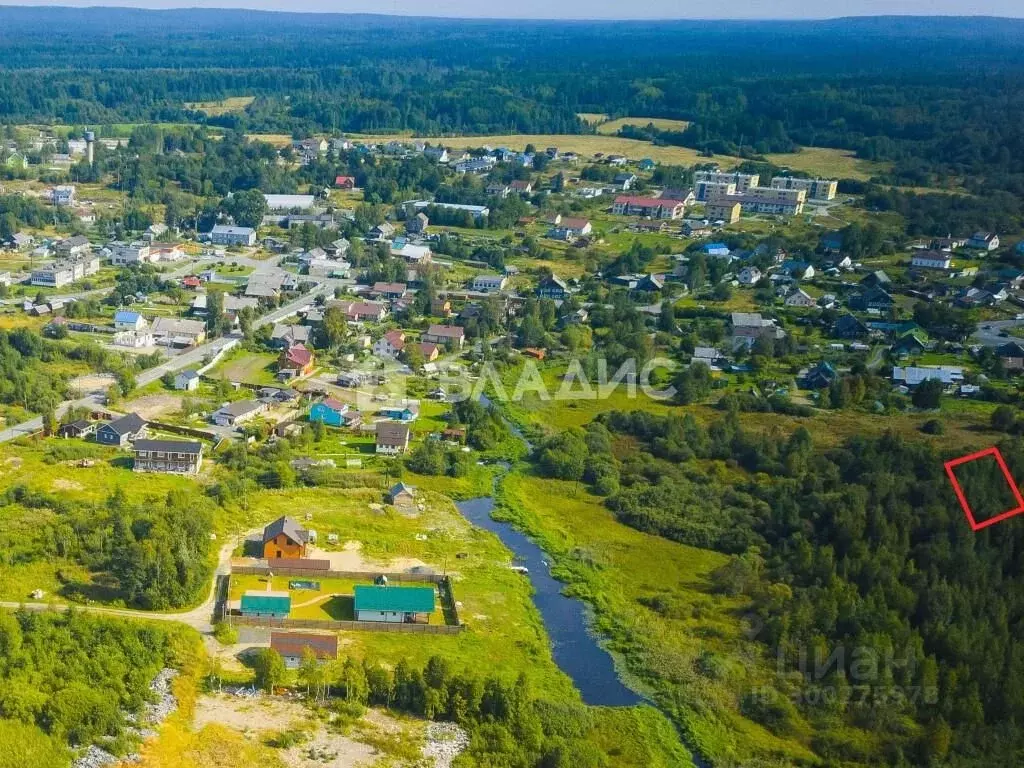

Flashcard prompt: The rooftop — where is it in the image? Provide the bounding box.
[353,585,435,614]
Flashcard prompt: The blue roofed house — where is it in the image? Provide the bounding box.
[778,260,815,280]
[353,585,435,623]
[380,403,419,422]
[114,310,147,332]
[702,243,730,257]
[892,366,963,389]
[309,397,349,427]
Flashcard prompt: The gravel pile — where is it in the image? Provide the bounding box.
[422,722,470,768]
[73,746,122,768]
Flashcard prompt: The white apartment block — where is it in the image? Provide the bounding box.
[695,181,736,202]
[694,171,759,199]
[769,176,838,201]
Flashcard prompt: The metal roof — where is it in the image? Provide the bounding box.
[133,439,202,455]
[262,515,308,545]
[353,585,435,614]
[240,591,291,614]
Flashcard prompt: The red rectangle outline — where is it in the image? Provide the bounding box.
[944,446,1024,531]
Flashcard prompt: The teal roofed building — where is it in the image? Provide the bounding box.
[353,585,435,624]
[240,590,291,618]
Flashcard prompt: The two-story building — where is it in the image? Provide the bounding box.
[132,439,203,474]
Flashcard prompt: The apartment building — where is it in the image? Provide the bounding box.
[710,187,806,216]
[132,439,203,475]
[30,252,101,288]
[694,171,759,200]
[769,176,838,201]
[109,241,151,266]
[611,196,686,219]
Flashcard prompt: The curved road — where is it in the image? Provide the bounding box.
[973,318,1024,348]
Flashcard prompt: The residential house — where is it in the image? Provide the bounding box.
[50,185,76,206]
[375,422,411,455]
[510,179,533,195]
[537,274,569,300]
[271,632,338,669]
[239,591,291,618]
[309,397,350,427]
[430,298,453,317]
[997,341,1024,370]
[730,312,785,349]
[692,347,725,368]
[682,220,714,238]
[373,330,406,358]
[849,287,894,312]
[422,324,465,348]
[784,288,816,307]
[109,242,151,266]
[95,413,147,447]
[911,251,953,270]
[406,212,429,234]
[270,324,312,349]
[262,516,309,559]
[373,282,408,300]
[738,266,762,286]
[420,342,440,362]
[279,344,315,378]
[151,317,207,347]
[800,362,839,389]
[380,403,419,422]
[892,366,963,388]
[547,217,592,241]
[208,225,256,247]
[702,243,731,257]
[967,232,1000,251]
[832,314,869,339]
[175,370,200,391]
[892,331,929,357]
[860,270,892,289]
[114,310,147,331]
[211,400,266,427]
[661,188,696,205]
[391,242,432,263]
[132,439,203,475]
[613,173,638,190]
[353,585,435,623]
[778,260,815,280]
[58,420,95,439]
[335,175,356,189]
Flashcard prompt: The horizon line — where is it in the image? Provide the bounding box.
[0,5,1022,22]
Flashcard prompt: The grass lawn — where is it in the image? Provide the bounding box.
[213,350,280,385]
[594,116,691,135]
[230,573,446,624]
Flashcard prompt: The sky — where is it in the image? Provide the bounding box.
[1,0,1022,20]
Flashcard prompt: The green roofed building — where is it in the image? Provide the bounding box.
[240,590,291,618]
[353,585,435,624]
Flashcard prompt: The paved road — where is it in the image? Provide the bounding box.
[973,319,1024,348]
[0,531,249,633]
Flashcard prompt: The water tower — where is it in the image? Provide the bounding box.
[84,130,95,166]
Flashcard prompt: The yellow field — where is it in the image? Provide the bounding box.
[595,117,690,135]
[765,146,890,181]
[185,96,255,116]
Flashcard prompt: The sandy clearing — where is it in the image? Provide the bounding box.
[52,478,84,491]
[69,373,117,394]
[307,542,429,574]
[124,393,185,420]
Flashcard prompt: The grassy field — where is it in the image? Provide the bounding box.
[594,117,690,135]
[765,146,891,181]
[213,350,280,386]
[184,96,255,115]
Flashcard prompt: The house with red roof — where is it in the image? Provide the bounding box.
[279,343,315,378]
[611,196,685,220]
[422,324,465,349]
[373,330,406,358]
[335,175,356,189]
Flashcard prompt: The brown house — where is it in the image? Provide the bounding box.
[262,516,309,560]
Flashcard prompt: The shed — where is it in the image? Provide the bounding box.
[239,591,291,618]
[270,632,338,668]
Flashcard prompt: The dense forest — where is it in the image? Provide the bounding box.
[1,11,1024,199]
[533,411,1024,765]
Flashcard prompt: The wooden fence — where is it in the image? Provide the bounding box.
[231,565,447,584]
[227,615,464,634]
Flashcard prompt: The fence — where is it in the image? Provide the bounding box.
[196,338,240,375]
[146,421,218,441]
[223,571,464,633]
